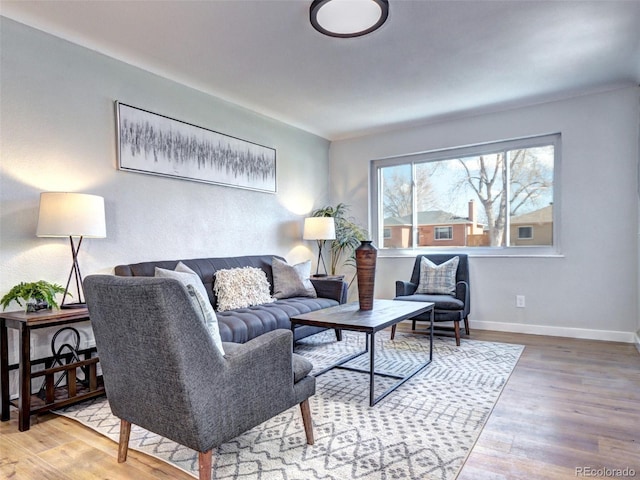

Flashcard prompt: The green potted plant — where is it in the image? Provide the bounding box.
[311,203,368,285]
[1,280,67,312]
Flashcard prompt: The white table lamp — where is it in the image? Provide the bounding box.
[37,192,106,308]
[303,217,336,276]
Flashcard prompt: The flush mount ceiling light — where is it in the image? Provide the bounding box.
[310,0,389,38]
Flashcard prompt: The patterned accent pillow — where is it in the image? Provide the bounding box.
[416,256,459,296]
[154,263,224,354]
[214,267,275,312]
[272,257,317,299]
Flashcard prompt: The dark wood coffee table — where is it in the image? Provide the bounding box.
[291,299,434,406]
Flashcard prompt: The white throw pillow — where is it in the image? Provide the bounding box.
[416,256,459,296]
[155,263,224,354]
[214,267,275,311]
[272,257,317,299]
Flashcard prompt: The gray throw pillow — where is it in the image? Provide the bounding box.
[416,256,459,296]
[155,262,209,301]
[186,285,225,355]
[155,263,224,354]
[272,257,317,299]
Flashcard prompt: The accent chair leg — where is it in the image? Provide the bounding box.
[454,321,461,346]
[198,451,213,480]
[464,316,470,335]
[300,399,314,445]
[118,419,131,463]
[335,329,342,341]
[390,324,396,340]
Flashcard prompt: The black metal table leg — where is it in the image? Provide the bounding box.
[369,332,375,407]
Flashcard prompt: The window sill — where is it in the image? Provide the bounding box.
[377,247,564,259]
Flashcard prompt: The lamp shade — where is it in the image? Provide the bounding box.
[36,192,106,238]
[310,0,389,38]
[303,217,336,240]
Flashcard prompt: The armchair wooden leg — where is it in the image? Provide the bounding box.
[118,419,131,463]
[464,316,470,335]
[454,321,461,346]
[300,399,314,445]
[198,451,213,480]
[390,324,396,340]
[335,329,342,341]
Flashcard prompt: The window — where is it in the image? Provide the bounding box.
[371,133,558,252]
[518,226,533,239]
[434,226,453,240]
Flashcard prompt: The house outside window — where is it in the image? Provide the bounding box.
[371,133,558,253]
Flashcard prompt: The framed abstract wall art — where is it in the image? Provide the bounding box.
[116,102,277,193]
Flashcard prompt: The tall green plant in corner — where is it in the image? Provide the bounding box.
[311,203,368,283]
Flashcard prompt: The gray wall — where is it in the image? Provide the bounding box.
[330,87,640,342]
[1,17,331,291]
[0,18,331,391]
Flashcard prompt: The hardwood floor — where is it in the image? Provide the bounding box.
[458,330,640,480]
[1,329,639,479]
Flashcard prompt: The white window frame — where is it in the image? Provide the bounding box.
[370,133,561,257]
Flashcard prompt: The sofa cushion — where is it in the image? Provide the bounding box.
[272,257,317,299]
[216,296,339,343]
[416,256,459,295]
[292,353,313,383]
[395,293,464,310]
[214,267,275,312]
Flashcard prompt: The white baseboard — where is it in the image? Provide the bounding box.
[471,320,637,344]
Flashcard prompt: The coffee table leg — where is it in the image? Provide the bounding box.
[369,332,375,407]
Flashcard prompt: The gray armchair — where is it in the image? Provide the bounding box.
[391,254,470,346]
[84,275,315,480]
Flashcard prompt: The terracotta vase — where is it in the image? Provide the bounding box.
[355,240,377,310]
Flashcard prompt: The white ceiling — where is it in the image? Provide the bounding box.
[2,0,639,140]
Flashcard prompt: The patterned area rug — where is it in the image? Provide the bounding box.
[54,331,523,480]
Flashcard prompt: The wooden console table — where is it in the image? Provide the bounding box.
[0,307,105,431]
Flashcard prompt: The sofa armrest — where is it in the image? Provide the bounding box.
[310,278,348,304]
[222,329,298,401]
[396,280,418,297]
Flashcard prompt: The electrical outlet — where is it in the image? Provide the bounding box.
[516,295,526,308]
